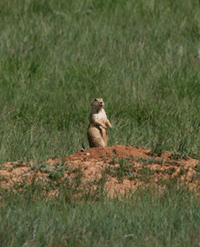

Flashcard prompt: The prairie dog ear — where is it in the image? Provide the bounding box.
[91,98,96,106]
[92,98,97,103]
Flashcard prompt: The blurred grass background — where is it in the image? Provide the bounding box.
[0,0,200,162]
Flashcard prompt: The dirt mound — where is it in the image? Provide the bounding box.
[70,145,149,161]
[0,145,200,197]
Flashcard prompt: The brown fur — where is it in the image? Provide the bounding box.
[87,98,112,148]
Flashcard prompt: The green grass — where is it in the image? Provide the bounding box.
[0,0,200,162]
[1,0,200,246]
[1,179,200,247]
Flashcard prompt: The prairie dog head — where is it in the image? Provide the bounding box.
[91,98,104,110]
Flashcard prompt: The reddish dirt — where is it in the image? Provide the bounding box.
[0,145,200,197]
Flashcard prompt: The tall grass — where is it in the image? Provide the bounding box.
[0,179,200,247]
[0,0,200,162]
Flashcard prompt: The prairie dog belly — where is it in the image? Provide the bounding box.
[89,109,108,127]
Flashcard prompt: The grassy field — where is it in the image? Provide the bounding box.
[0,0,200,162]
[1,0,200,246]
[0,178,200,247]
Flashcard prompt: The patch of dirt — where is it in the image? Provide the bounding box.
[1,145,200,197]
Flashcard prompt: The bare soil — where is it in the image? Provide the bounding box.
[1,145,200,197]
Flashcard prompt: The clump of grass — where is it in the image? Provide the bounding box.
[53,161,65,168]
[137,167,155,176]
[11,162,26,169]
[179,167,188,176]
[108,153,119,165]
[195,162,200,172]
[32,162,51,173]
[0,174,9,183]
[136,157,156,166]
[167,167,176,175]
[169,151,189,160]
[155,169,165,174]
[150,134,165,157]
[49,167,65,180]
[105,155,162,182]
[105,157,136,182]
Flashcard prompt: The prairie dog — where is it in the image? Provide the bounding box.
[87,98,112,148]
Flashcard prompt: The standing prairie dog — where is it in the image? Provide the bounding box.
[87,98,112,148]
